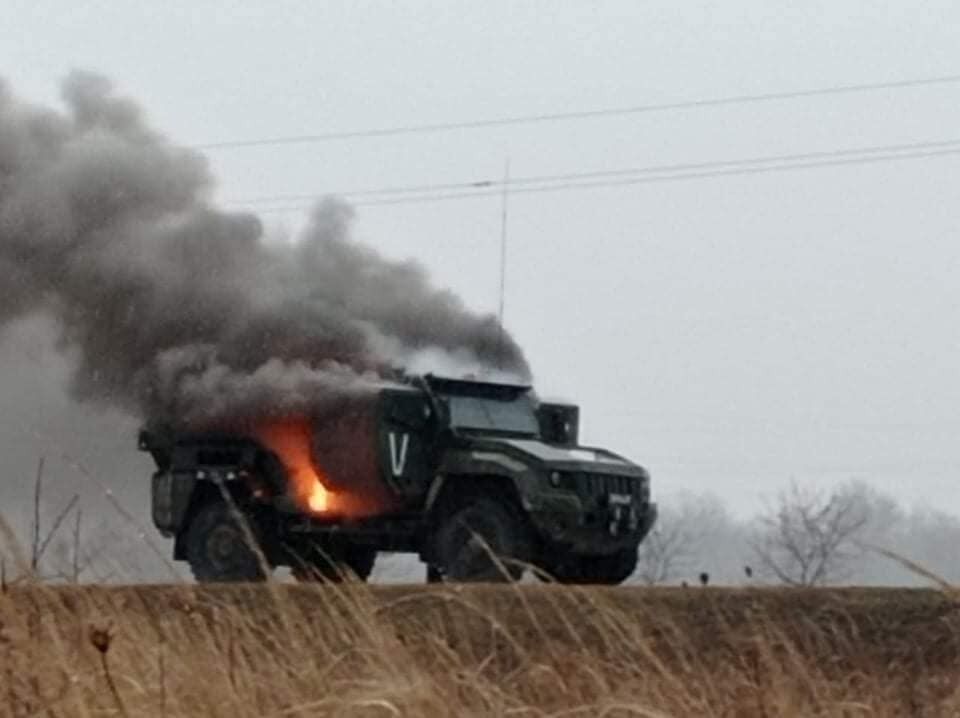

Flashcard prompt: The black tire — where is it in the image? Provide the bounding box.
[184,501,271,582]
[344,546,377,581]
[587,547,639,584]
[431,496,532,582]
[291,543,377,583]
[548,547,639,585]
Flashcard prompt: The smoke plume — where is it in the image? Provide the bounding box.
[0,72,530,425]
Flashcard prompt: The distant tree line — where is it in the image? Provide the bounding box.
[633,480,960,587]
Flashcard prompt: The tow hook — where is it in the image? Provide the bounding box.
[608,493,632,536]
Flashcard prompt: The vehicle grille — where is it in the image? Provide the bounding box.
[573,473,635,498]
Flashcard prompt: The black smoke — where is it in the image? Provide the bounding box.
[0,72,530,426]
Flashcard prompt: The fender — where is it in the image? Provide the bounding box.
[155,468,246,536]
[152,470,196,536]
[424,471,525,516]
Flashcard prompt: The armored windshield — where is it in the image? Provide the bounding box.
[446,394,540,435]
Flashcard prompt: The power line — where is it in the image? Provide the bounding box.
[228,136,960,211]
[226,179,499,205]
[195,73,960,150]
[250,144,960,211]
[351,144,960,206]
[228,136,960,204]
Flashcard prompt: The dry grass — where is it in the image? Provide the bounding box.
[0,583,958,717]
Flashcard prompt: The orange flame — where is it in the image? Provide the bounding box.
[255,419,332,514]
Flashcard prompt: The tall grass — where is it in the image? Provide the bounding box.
[0,581,957,717]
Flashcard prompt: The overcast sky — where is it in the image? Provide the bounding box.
[1,1,959,518]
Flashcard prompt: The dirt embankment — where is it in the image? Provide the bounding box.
[2,584,959,716]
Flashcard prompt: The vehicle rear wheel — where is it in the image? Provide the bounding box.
[184,501,271,582]
[291,543,377,583]
[431,496,532,582]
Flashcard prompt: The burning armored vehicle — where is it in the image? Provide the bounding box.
[140,374,657,583]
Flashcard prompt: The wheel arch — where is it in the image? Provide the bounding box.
[426,472,525,518]
[420,472,531,567]
[173,479,254,560]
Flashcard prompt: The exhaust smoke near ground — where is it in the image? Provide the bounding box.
[0,71,530,428]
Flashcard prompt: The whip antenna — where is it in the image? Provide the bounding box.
[497,158,510,368]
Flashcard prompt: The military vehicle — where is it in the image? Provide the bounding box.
[139,375,657,583]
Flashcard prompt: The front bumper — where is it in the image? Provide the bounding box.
[529,491,658,554]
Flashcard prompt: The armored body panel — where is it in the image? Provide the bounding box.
[140,374,657,583]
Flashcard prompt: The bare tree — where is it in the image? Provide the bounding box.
[46,513,121,583]
[635,493,726,585]
[26,456,80,580]
[29,457,44,573]
[72,509,82,583]
[636,523,697,585]
[751,481,871,586]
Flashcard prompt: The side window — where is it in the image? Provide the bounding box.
[386,392,432,429]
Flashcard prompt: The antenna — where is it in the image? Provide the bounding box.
[497,159,510,367]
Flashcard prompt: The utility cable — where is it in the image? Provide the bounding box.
[195,73,960,150]
[225,137,960,211]
[350,144,960,207]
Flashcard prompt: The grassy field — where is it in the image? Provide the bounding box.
[1,583,959,717]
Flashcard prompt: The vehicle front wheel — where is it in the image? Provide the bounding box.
[184,501,271,582]
[430,496,532,582]
[547,547,639,585]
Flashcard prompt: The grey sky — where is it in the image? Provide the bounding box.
[1,1,959,517]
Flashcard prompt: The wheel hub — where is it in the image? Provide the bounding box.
[207,526,242,567]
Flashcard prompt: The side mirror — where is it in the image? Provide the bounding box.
[538,403,580,446]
